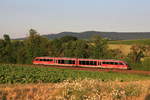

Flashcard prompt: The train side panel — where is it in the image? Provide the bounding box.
[52,57,77,66]
[33,57,55,65]
[100,60,128,69]
[33,57,130,69]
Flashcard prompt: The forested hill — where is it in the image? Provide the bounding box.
[17,31,150,40]
[43,31,150,40]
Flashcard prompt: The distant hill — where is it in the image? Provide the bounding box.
[17,31,150,40]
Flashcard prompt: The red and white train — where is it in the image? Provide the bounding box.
[33,57,131,70]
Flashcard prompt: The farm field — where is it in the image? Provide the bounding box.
[108,44,131,55]
[0,64,150,100]
[0,64,150,84]
[108,39,150,45]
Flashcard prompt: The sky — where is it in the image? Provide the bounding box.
[0,0,150,38]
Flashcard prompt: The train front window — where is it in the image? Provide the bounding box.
[35,59,39,61]
[118,63,124,65]
[114,62,119,65]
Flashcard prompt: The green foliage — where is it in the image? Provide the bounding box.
[128,44,147,63]
[108,49,124,59]
[63,40,89,58]
[0,64,149,84]
[60,35,77,43]
[89,35,109,59]
[24,29,49,63]
[122,57,150,71]
[49,39,64,57]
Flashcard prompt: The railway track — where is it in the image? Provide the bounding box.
[1,64,150,75]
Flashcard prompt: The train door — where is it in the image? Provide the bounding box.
[97,61,102,68]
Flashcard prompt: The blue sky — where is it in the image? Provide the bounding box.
[0,0,150,38]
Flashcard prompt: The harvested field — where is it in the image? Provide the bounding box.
[108,44,131,55]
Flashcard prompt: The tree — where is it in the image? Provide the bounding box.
[90,35,108,59]
[29,29,37,36]
[128,44,147,63]
[60,35,78,43]
[108,49,124,59]
[12,40,27,64]
[25,29,49,63]
[0,39,5,62]
[49,39,64,57]
[1,34,16,63]
[62,40,89,58]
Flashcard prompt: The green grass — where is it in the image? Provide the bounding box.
[108,39,150,45]
[124,57,150,71]
[0,64,149,84]
[130,63,150,71]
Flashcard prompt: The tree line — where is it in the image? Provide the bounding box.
[0,29,149,64]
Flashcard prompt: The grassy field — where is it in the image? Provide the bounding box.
[0,64,150,84]
[108,39,150,45]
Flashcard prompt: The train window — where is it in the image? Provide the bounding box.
[93,61,96,65]
[103,62,109,64]
[79,61,82,65]
[82,61,85,65]
[79,61,97,65]
[79,61,85,65]
[63,60,75,64]
[35,59,39,61]
[102,62,113,65]
[58,60,65,64]
[89,61,96,65]
[58,60,61,64]
[104,62,109,64]
[118,63,124,65]
[89,61,93,65]
[72,60,75,64]
[85,61,90,65]
[65,60,69,64]
[40,59,43,61]
[102,62,106,64]
[70,60,75,64]
[43,59,47,61]
[114,62,118,65]
[48,59,53,61]
[110,62,114,65]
